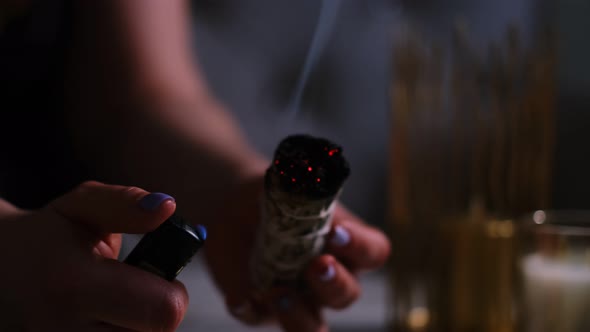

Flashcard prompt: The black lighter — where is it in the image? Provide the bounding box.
[124,213,206,281]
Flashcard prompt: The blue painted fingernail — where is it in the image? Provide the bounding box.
[331,225,351,247]
[139,192,175,211]
[319,264,336,282]
[277,296,291,312]
[230,302,252,317]
[195,224,207,241]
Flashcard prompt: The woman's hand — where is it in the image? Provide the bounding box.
[203,173,391,332]
[0,181,189,332]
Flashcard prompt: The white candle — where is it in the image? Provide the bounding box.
[522,254,590,332]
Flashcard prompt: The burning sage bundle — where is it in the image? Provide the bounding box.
[251,134,350,289]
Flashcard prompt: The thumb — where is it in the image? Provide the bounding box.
[47,181,175,234]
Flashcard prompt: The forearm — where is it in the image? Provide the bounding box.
[66,0,267,225]
[72,98,265,220]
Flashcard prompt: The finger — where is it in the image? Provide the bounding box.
[93,234,123,259]
[87,324,138,332]
[226,296,273,326]
[80,259,188,332]
[305,254,361,310]
[48,181,176,234]
[327,205,391,271]
[0,198,25,220]
[275,293,328,332]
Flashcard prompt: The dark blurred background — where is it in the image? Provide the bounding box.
[2,0,589,226]
[190,0,590,230]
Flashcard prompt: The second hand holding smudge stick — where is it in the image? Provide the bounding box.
[251,134,350,290]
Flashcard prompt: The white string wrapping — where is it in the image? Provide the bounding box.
[250,187,341,290]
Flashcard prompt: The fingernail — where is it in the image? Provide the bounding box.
[229,300,263,324]
[139,192,175,211]
[230,302,252,317]
[277,296,292,312]
[319,263,336,282]
[194,224,207,241]
[331,225,351,247]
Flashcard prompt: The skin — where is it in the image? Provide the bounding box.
[0,182,188,332]
[1,0,392,331]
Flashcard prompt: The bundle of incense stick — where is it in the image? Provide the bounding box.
[387,20,556,332]
[250,134,350,290]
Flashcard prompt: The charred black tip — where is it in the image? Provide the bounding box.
[266,134,350,199]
